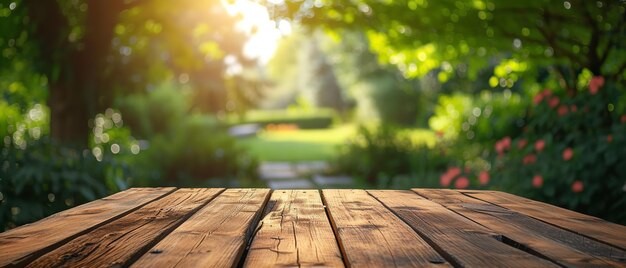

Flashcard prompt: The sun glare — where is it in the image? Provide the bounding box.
[222,0,291,64]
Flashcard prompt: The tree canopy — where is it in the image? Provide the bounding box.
[270,0,626,89]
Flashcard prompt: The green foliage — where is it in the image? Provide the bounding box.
[234,108,336,129]
[490,77,626,223]
[429,90,528,143]
[137,114,258,186]
[117,83,258,186]
[337,125,449,187]
[0,140,129,231]
[116,83,189,138]
[0,102,131,230]
[276,0,626,81]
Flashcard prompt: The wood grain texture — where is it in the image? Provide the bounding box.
[132,188,271,268]
[322,189,451,267]
[0,187,175,267]
[368,190,557,267]
[463,190,626,250]
[25,188,223,268]
[244,190,344,268]
[414,189,626,267]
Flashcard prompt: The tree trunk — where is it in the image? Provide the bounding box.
[26,0,126,146]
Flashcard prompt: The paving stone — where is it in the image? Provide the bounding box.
[312,175,353,186]
[267,179,315,189]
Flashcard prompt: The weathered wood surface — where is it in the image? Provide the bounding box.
[368,190,557,267]
[323,189,450,267]
[244,190,344,268]
[413,188,626,267]
[0,187,175,267]
[25,188,223,268]
[132,188,270,267]
[1,188,625,268]
[463,190,626,250]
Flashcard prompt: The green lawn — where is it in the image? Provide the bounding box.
[237,124,436,162]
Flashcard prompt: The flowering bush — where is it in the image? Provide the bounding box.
[489,76,626,223]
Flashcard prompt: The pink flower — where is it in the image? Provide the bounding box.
[621,115,626,123]
[517,139,528,149]
[495,141,505,154]
[448,167,461,178]
[542,89,552,97]
[523,154,537,165]
[532,175,543,188]
[572,180,584,193]
[562,148,574,161]
[501,136,511,149]
[558,105,568,116]
[440,167,461,187]
[570,105,578,112]
[455,177,470,189]
[607,135,613,143]
[589,76,605,95]
[479,171,490,185]
[464,166,471,174]
[548,97,560,108]
[533,94,543,104]
[495,137,512,154]
[440,174,452,187]
[534,140,545,152]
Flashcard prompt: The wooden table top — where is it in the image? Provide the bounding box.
[1,188,625,267]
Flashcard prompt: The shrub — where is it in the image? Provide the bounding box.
[0,104,133,230]
[336,125,451,188]
[490,76,626,224]
[233,109,335,129]
[115,83,259,186]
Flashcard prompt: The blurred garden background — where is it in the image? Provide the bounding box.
[1,0,625,230]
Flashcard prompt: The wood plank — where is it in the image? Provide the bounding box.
[132,188,271,267]
[322,189,451,267]
[25,188,223,268]
[0,187,176,267]
[244,190,344,268]
[414,189,626,267]
[463,190,626,250]
[368,190,557,267]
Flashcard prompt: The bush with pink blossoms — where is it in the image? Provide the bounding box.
[490,77,626,223]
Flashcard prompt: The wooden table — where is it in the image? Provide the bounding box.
[1,188,625,267]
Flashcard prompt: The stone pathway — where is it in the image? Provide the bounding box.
[259,161,354,189]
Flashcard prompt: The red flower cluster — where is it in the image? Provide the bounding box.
[439,167,461,187]
[455,177,469,189]
[548,96,560,108]
[478,171,490,185]
[440,167,489,188]
[589,76,605,95]
[523,154,537,165]
[532,175,543,188]
[533,89,553,104]
[557,105,569,116]
[562,148,574,161]
[495,136,511,155]
[572,180,584,193]
[534,140,545,152]
[517,139,528,149]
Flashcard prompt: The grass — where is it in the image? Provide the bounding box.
[237,124,355,162]
[237,124,436,162]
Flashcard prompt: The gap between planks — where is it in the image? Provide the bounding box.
[459,190,626,251]
[413,189,626,267]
